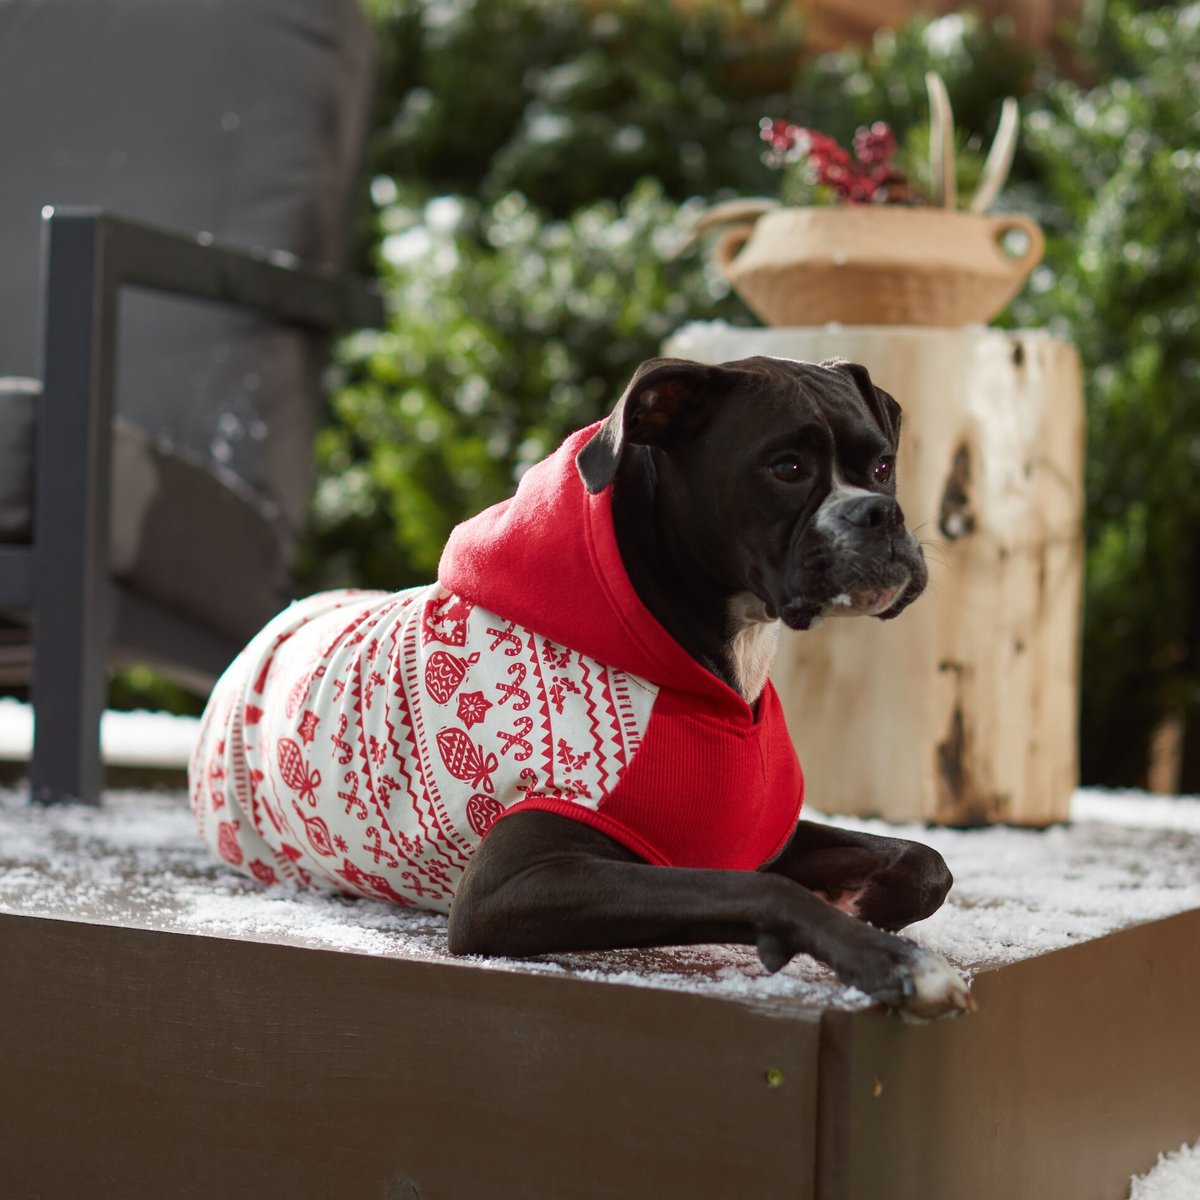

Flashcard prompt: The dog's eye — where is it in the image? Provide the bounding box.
[769,456,805,483]
[873,457,895,485]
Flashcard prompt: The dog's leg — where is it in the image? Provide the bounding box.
[763,820,953,932]
[449,811,971,1019]
[759,819,967,1018]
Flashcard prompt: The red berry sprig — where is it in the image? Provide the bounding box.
[759,118,911,205]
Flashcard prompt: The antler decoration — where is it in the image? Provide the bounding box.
[926,71,1021,213]
[925,72,957,210]
[969,96,1020,214]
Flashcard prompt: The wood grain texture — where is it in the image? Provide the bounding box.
[665,325,1085,826]
[0,913,821,1199]
[3,903,1196,1199]
[816,908,1200,1200]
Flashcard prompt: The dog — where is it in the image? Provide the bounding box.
[190,355,971,1019]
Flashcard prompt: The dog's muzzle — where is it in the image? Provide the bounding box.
[778,490,927,630]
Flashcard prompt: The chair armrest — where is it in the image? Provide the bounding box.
[27,206,384,803]
[45,205,385,330]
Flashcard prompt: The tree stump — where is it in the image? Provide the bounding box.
[664,324,1085,826]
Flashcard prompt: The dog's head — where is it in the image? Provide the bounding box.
[576,355,927,629]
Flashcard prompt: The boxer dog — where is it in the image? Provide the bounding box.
[192,356,971,1019]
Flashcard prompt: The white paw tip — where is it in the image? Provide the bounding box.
[903,950,975,1021]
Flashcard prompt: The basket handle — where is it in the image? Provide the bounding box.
[687,198,778,271]
[712,223,759,272]
[990,213,1044,277]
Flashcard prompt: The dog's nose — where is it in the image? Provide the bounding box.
[837,495,903,532]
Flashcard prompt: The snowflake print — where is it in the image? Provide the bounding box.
[297,709,320,744]
[456,690,493,729]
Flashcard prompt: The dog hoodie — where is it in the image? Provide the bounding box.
[190,424,805,912]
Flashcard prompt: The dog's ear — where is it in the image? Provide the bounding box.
[576,358,735,494]
[823,359,903,445]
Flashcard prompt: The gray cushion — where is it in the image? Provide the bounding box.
[0,378,36,542]
[0,380,292,640]
[0,0,376,535]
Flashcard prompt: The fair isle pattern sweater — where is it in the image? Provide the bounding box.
[191,586,659,911]
[190,425,805,911]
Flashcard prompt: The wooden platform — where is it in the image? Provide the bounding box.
[2,790,1199,1199]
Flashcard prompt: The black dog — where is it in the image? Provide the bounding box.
[446,356,968,1018]
[193,355,970,1019]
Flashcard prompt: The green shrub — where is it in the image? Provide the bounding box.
[300,181,750,591]
[1016,0,1200,787]
[363,0,804,215]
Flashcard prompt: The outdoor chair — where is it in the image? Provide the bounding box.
[0,0,383,803]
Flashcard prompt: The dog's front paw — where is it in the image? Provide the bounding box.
[895,946,975,1021]
[849,937,974,1020]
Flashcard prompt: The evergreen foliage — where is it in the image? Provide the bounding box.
[1017,1,1200,787]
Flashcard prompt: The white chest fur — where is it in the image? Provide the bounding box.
[726,594,782,702]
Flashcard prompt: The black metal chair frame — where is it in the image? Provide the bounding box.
[0,205,383,805]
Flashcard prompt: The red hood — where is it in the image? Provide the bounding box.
[438,424,749,715]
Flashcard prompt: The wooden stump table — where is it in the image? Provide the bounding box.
[665,323,1086,827]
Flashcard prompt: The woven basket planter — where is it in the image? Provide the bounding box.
[707,205,1044,328]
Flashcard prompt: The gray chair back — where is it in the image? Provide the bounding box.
[0,0,376,537]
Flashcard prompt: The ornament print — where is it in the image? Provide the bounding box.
[466,793,504,837]
[277,737,322,806]
[425,650,480,705]
[292,803,337,858]
[190,585,658,914]
[436,728,499,794]
[249,859,277,885]
[217,820,243,866]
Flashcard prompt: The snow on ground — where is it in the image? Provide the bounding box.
[0,783,875,1009]
[1128,1140,1200,1200]
[0,696,199,768]
[1,774,1198,1000]
[813,798,1200,970]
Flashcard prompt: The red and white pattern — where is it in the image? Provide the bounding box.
[189,587,658,913]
